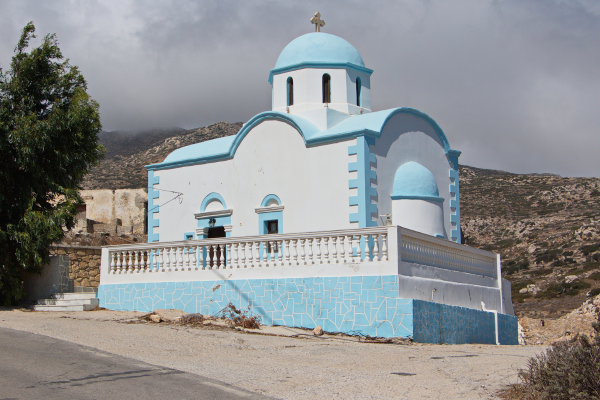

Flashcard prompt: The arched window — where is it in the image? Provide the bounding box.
[322,74,331,103]
[356,77,361,107]
[287,77,294,106]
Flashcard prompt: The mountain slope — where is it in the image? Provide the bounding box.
[82,122,242,190]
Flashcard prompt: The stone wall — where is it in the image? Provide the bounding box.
[76,189,147,235]
[50,245,102,288]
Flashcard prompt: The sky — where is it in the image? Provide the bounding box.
[1,0,599,177]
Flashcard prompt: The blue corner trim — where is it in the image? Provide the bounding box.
[184,232,195,240]
[200,192,227,212]
[260,194,281,207]
[391,194,445,202]
[447,153,461,243]
[349,136,377,227]
[146,108,460,172]
[268,61,373,84]
[148,171,160,243]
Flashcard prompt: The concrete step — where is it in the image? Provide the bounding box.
[32,303,98,312]
[37,298,99,307]
[51,293,97,300]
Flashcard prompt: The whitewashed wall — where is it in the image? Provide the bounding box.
[153,120,353,241]
[272,68,372,115]
[371,113,453,238]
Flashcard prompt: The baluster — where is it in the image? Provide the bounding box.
[260,241,267,267]
[338,236,346,263]
[292,239,299,266]
[300,239,306,265]
[356,235,363,262]
[189,246,196,271]
[110,252,116,274]
[247,242,254,268]
[366,234,373,261]
[219,244,225,269]
[174,247,180,271]
[198,245,205,270]
[307,238,314,264]
[372,234,379,262]
[323,237,330,264]
[182,246,188,271]
[268,241,275,267]
[284,240,291,266]
[346,235,354,263]
[125,251,132,273]
[134,251,140,273]
[256,242,262,267]
[232,243,239,268]
[331,236,338,263]
[381,234,388,261]
[239,243,246,268]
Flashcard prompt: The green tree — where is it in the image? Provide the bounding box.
[0,22,104,305]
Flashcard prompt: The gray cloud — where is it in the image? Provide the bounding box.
[1,0,599,177]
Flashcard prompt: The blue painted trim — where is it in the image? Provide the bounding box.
[259,211,283,235]
[147,171,160,243]
[260,194,281,207]
[391,194,445,202]
[268,61,373,84]
[146,108,460,171]
[349,137,377,228]
[184,232,194,240]
[447,153,461,243]
[200,192,227,212]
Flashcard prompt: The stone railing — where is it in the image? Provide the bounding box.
[99,226,498,283]
[105,227,389,274]
[399,228,497,278]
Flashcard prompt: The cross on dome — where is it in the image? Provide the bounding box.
[310,12,325,32]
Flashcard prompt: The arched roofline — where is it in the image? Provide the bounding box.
[200,192,227,212]
[146,108,460,171]
[380,108,452,154]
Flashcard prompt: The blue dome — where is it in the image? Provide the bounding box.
[274,33,365,70]
[392,162,442,201]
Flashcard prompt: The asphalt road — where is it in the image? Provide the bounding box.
[0,327,272,400]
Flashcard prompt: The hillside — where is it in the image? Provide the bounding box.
[82,122,243,189]
[460,165,600,318]
[99,127,186,159]
[82,125,600,318]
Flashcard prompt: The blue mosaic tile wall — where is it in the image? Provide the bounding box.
[498,313,519,345]
[99,275,518,344]
[412,300,498,345]
[99,275,414,338]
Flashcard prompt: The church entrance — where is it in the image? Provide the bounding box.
[207,226,226,267]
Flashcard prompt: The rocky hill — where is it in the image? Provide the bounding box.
[99,127,186,159]
[82,122,243,189]
[82,124,600,319]
[460,165,600,319]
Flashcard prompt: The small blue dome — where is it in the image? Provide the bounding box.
[274,33,365,70]
[392,162,442,200]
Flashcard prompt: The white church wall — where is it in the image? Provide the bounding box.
[152,120,353,242]
[371,113,453,238]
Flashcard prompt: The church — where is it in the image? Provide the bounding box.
[98,15,518,344]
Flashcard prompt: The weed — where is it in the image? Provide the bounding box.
[535,281,591,299]
[216,303,261,329]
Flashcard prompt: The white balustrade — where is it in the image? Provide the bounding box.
[102,226,497,280]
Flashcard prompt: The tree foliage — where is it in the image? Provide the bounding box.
[0,22,104,305]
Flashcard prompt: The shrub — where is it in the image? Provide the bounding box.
[535,281,591,299]
[589,272,600,281]
[217,303,261,329]
[581,244,600,256]
[503,313,600,399]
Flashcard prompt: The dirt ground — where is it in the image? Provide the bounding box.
[0,309,544,400]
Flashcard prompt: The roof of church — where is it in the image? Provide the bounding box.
[148,107,460,171]
[268,33,373,83]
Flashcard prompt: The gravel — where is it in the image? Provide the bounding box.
[0,309,545,399]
